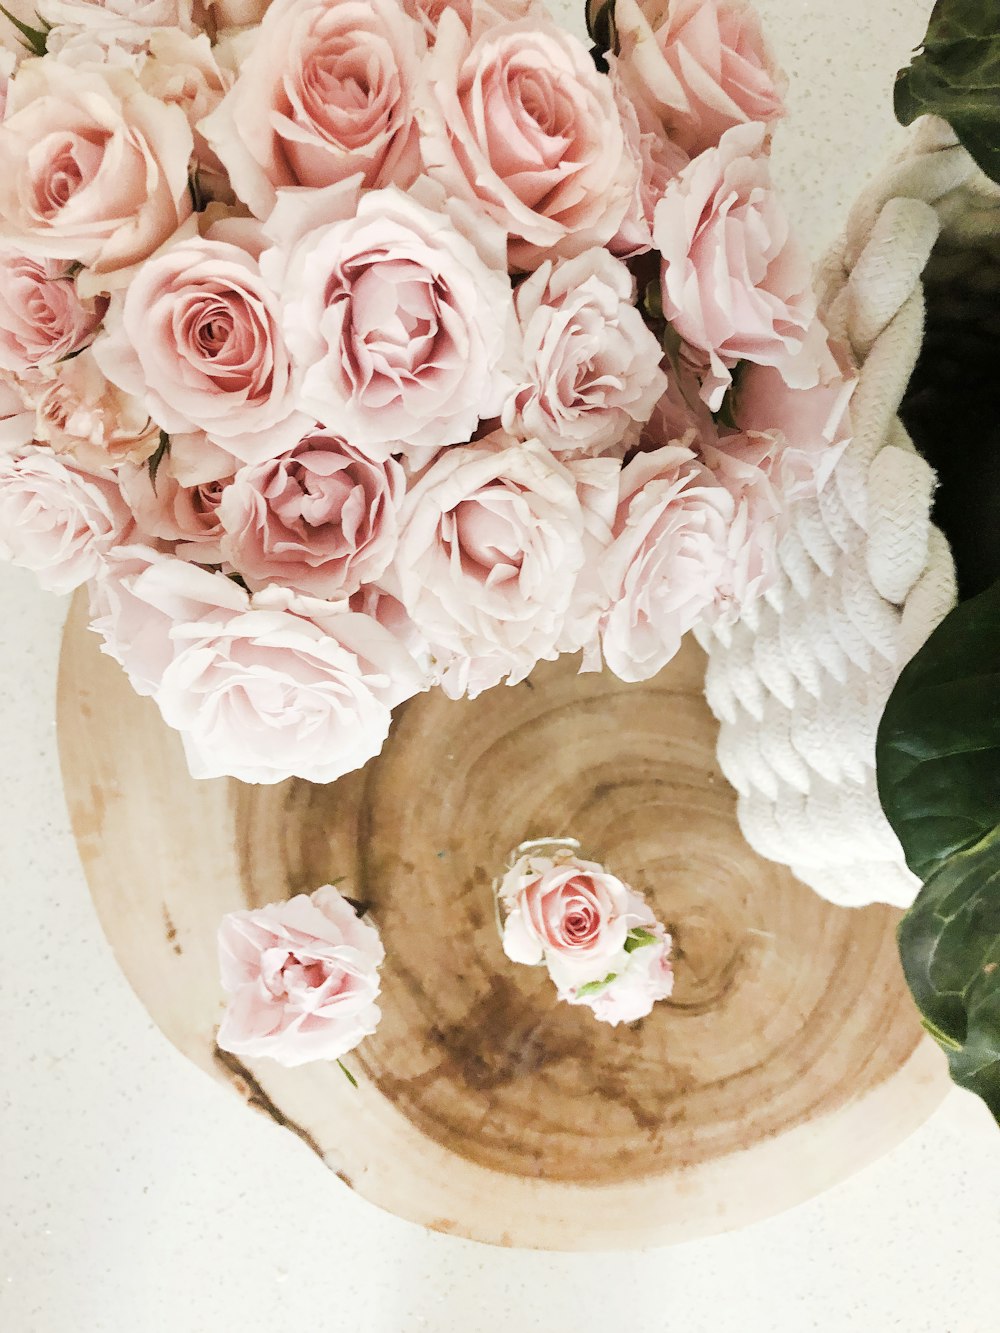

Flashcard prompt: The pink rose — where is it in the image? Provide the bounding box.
[26,350,160,471]
[599,443,735,682]
[219,432,405,598]
[140,30,233,198]
[37,0,197,44]
[217,883,384,1067]
[734,336,856,501]
[700,430,782,621]
[566,933,674,1026]
[0,446,131,592]
[95,226,307,463]
[91,550,427,782]
[607,66,689,259]
[502,247,667,459]
[612,0,784,158]
[0,251,106,373]
[402,0,544,44]
[654,122,820,410]
[388,436,618,699]
[119,452,234,564]
[262,180,514,464]
[0,62,192,284]
[202,0,425,220]
[418,13,637,270]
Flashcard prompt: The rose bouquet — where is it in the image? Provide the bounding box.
[0,0,851,790]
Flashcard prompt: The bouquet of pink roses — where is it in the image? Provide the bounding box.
[0,0,852,786]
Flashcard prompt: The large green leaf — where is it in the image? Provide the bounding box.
[895,0,1000,186]
[877,579,1000,1120]
[876,578,1000,884]
[898,832,1000,1116]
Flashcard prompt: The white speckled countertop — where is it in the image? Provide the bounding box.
[4,2,1000,1330]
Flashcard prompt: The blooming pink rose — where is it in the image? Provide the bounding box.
[0,377,33,454]
[401,0,544,44]
[91,550,427,782]
[654,122,821,410]
[202,0,425,220]
[0,446,131,592]
[217,883,384,1067]
[140,30,233,197]
[566,933,674,1026]
[262,179,514,464]
[119,452,234,564]
[502,248,667,459]
[599,443,735,682]
[0,251,106,373]
[735,336,856,501]
[26,350,160,471]
[95,226,307,464]
[418,13,638,270]
[613,0,784,158]
[388,436,618,699]
[219,433,405,598]
[607,67,689,259]
[0,62,192,284]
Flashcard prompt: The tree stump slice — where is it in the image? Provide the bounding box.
[57,589,948,1249]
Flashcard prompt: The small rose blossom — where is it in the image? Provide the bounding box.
[90,550,427,782]
[566,932,674,1026]
[388,435,618,699]
[613,0,784,158]
[0,62,193,283]
[262,179,514,464]
[119,452,234,564]
[599,443,735,682]
[418,13,638,270]
[0,446,131,592]
[608,64,689,258]
[219,433,405,598]
[0,251,106,373]
[27,350,160,471]
[499,848,665,990]
[654,122,821,410]
[217,884,384,1067]
[202,0,425,220]
[502,248,667,460]
[734,335,856,501]
[95,226,308,464]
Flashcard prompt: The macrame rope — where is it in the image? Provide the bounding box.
[699,118,1000,909]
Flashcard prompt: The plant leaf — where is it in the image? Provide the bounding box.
[895,0,1000,185]
[897,831,1000,1118]
[148,431,170,494]
[336,1059,358,1088]
[575,972,617,998]
[877,578,1000,1122]
[0,5,49,56]
[876,578,1000,883]
[624,927,658,953]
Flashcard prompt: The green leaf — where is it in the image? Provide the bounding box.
[895,0,1000,185]
[0,4,49,56]
[876,578,1000,883]
[336,1059,358,1088]
[575,972,617,998]
[897,832,1000,1118]
[147,431,170,494]
[624,927,658,953]
[877,577,1000,1122]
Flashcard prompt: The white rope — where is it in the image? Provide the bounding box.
[699,117,1000,908]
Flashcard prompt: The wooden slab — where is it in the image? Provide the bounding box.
[56,589,948,1249]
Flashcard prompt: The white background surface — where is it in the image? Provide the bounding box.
[4,2,1000,1330]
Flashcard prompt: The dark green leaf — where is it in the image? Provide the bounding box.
[876,578,1000,883]
[336,1059,358,1088]
[897,831,1000,1118]
[148,431,170,494]
[0,5,49,56]
[575,972,617,998]
[895,0,1000,185]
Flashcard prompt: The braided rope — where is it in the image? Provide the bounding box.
[699,119,1000,909]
